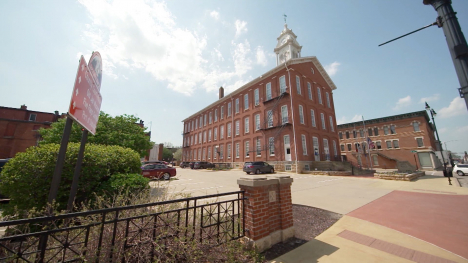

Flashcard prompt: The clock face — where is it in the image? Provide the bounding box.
[281,37,288,44]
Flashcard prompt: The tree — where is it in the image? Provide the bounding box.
[40,112,153,157]
[162,148,173,161]
[173,148,182,161]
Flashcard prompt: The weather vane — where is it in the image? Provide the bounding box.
[284,14,287,24]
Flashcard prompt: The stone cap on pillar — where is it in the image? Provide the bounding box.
[267,175,294,184]
[237,175,293,187]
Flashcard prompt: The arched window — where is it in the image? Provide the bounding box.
[413,122,420,132]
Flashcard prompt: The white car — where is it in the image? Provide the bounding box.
[453,164,468,176]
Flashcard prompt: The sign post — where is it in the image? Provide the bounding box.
[66,52,103,211]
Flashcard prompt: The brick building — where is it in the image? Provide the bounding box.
[337,111,442,170]
[181,24,340,172]
[0,105,63,158]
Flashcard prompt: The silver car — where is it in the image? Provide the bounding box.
[453,164,468,176]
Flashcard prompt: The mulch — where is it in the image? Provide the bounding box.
[262,204,342,261]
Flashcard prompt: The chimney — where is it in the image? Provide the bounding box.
[54,111,59,115]
[20,104,27,110]
[219,86,224,99]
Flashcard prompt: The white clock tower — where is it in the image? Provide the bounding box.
[274,24,302,66]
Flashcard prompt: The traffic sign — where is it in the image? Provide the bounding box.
[68,56,102,134]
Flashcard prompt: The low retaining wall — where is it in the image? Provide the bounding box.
[374,171,425,181]
[303,171,352,176]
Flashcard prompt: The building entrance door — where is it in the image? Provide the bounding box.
[284,135,291,161]
[313,136,320,161]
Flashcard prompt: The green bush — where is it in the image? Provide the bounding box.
[0,143,143,217]
[97,173,149,198]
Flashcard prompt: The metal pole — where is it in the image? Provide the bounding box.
[424,0,468,111]
[67,129,88,212]
[430,111,451,185]
[48,116,74,206]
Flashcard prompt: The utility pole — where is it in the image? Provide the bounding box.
[424,0,468,111]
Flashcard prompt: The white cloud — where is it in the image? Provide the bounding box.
[324,62,340,76]
[392,95,412,110]
[255,46,267,66]
[336,114,362,125]
[209,10,219,20]
[235,20,247,37]
[419,94,439,104]
[78,0,256,96]
[438,97,467,118]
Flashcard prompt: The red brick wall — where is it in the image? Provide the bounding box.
[182,58,340,164]
[337,112,437,169]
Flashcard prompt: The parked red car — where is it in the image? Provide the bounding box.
[141,163,176,180]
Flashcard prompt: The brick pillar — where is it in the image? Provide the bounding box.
[238,175,294,252]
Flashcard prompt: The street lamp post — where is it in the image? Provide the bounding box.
[425,102,451,185]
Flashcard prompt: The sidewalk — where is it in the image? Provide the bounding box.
[272,175,468,263]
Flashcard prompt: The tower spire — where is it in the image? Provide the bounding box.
[283,14,287,24]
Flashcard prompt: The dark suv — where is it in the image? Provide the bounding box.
[193,162,215,169]
[180,162,190,168]
[243,162,274,174]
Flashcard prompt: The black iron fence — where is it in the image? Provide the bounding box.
[0,191,245,262]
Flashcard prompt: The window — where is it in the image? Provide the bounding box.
[227,144,231,159]
[346,131,350,139]
[347,144,352,151]
[416,138,424,147]
[220,125,224,139]
[307,82,312,100]
[244,94,249,110]
[281,105,288,124]
[339,132,343,139]
[266,82,272,100]
[373,155,379,166]
[220,145,224,159]
[359,129,364,138]
[267,110,273,127]
[341,144,345,151]
[235,120,239,136]
[413,122,420,132]
[326,92,331,108]
[269,137,275,155]
[390,125,396,134]
[296,75,301,95]
[353,130,357,138]
[329,116,334,132]
[368,128,373,136]
[29,114,36,121]
[302,134,307,155]
[209,112,212,124]
[376,141,382,149]
[279,75,286,93]
[191,121,194,131]
[323,139,330,160]
[227,123,231,137]
[320,113,326,130]
[195,119,198,130]
[235,98,239,113]
[221,106,224,119]
[313,137,320,160]
[214,128,217,140]
[244,117,249,133]
[255,114,260,130]
[198,149,201,160]
[203,131,206,143]
[285,165,292,171]
[199,132,202,143]
[256,138,261,156]
[299,105,304,124]
[254,89,259,106]
[317,87,322,104]
[310,109,316,127]
[384,126,389,135]
[374,127,379,136]
[386,141,392,149]
[304,165,310,171]
[245,141,250,157]
[236,143,240,158]
[214,109,218,122]
[208,129,212,141]
[227,102,231,117]
[204,115,207,126]
[208,147,211,160]
[203,148,206,160]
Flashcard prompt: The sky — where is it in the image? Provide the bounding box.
[1,0,467,155]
